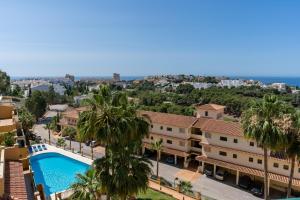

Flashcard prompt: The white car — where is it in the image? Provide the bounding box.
[215,169,227,181]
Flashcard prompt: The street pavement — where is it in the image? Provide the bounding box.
[33,111,260,200]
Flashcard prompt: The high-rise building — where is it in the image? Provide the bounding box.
[113,73,120,82]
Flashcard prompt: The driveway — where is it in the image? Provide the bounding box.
[150,159,261,200]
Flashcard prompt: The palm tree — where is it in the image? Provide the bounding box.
[279,110,300,197]
[178,180,193,195]
[44,123,52,145]
[62,126,77,150]
[94,149,152,200]
[77,85,150,199]
[242,95,286,200]
[57,138,66,148]
[151,139,163,178]
[18,107,35,145]
[69,168,103,200]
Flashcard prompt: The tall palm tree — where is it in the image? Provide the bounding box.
[62,126,77,150]
[69,168,103,200]
[280,110,300,197]
[94,148,152,200]
[242,95,286,200]
[77,85,150,199]
[44,123,52,144]
[18,107,35,145]
[151,139,163,178]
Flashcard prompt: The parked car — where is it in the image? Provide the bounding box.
[251,182,264,197]
[204,165,214,176]
[85,140,91,146]
[90,141,97,147]
[215,169,228,181]
[165,156,174,164]
[238,175,252,189]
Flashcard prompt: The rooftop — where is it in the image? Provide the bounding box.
[196,104,225,111]
[139,111,197,128]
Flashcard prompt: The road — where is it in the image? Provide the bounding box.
[33,111,260,200]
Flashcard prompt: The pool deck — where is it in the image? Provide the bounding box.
[30,144,93,165]
[30,144,93,199]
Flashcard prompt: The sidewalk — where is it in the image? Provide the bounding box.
[148,180,199,200]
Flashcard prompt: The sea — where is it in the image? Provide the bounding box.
[11,76,300,87]
[230,76,300,87]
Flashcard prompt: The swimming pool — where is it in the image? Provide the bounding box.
[30,152,90,196]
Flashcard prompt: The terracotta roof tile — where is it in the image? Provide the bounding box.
[195,104,225,111]
[139,111,197,128]
[193,118,243,137]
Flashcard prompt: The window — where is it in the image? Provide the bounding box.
[273,163,279,168]
[167,140,172,144]
[179,128,185,133]
[151,125,153,128]
[205,111,208,116]
[233,139,238,143]
[257,159,262,164]
[167,127,172,132]
[283,165,289,170]
[220,136,227,141]
[298,168,300,173]
[233,154,237,159]
[160,126,163,130]
[250,142,254,146]
[179,141,185,146]
[205,132,211,138]
[219,151,227,156]
[249,157,253,162]
[150,136,153,140]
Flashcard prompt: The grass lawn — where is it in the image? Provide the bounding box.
[137,189,176,200]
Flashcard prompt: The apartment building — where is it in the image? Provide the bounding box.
[140,103,300,194]
[0,97,24,146]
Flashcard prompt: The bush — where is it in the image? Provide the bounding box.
[1,132,15,147]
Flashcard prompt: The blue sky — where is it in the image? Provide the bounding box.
[1,0,300,77]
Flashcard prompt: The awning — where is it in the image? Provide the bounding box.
[197,155,300,187]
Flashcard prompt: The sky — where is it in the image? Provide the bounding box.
[1,0,300,77]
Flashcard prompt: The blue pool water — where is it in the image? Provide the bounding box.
[30,152,90,196]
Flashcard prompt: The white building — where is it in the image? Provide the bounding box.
[31,83,66,95]
[270,83,287,92]
[219,80,246,88]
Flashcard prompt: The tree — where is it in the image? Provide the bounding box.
[176,84,194,94]
[0,70,10,94]
[178,180,193,195]
[57,138,66,148]
[44,123,54,144]
[279,110,300,197]
[242,95,286,200]
[151,139,163,178]
[18,107,35,145]
[77,85,151,200]
[1,132,15,147]
[25,91,47,120]
[62,126,77,149]
[47,85,56,104]
[70,168,103,200]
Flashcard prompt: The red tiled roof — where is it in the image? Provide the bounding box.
[139,111,197,128]
[5,161,28,200]
[197,156,300,187]
[139,110,243,137]
[195,104,225,111]
[193,118,243,137]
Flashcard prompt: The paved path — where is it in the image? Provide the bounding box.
[149,160,261,200]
